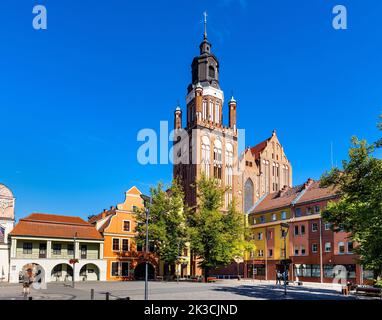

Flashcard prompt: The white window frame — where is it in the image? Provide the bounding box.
[312,223,318,232]
[325,242,331,252]
[312,243,318,253]
[122,220,131,232]
[112,238,120,252]
[122,238,130,252]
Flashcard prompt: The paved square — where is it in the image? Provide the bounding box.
[0,280,361,300]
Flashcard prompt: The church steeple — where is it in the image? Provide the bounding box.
[188,12,220,93]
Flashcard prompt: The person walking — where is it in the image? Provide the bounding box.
[276,271,282,285]
[22,268,33,296]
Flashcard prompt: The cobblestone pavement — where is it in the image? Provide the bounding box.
[0,280,363,300]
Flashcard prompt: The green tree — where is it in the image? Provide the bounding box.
[187,175,254,282]
[135,180,188,276]
[320,115,382,280]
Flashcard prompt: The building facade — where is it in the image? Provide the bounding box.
[9,213,106,283]
[172,23,292,215]
[89,186,161,281]
[245,179,366,285]
[0,184,16,282]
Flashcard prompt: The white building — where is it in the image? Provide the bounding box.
[0,184,15,282]
[9,213,106,283]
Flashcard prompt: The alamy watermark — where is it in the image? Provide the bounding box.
[32,5,47,30]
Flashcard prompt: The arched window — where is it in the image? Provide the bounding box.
[202,100,207,120]
[201,136,210,179]
[209,100,214,121]
[244,178,255,213]
[215,102,220,124]
[209,65,215,78]
[213,139,222,181]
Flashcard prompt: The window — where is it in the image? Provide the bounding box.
[209,65,215,78]
[23,242,32,254]
[267,230,273,240]
[312,223,318,232]
[295,208,302,217]
[67,244,74,256]
[338,242,345,254]
[201,136,210,179]
[202,100,207,120]
[132,205,138,212]
[325,242,331,252]
[294,225,299,236]
[268,249,273,257]
[272,214,277,221]
[53,243,61,255]
[213,140,222,181]
[260,216,265,223]
[39,243,46,258]
[312,243,318,253]
[301,245,306,255]
[81,245,87,259]
[301,225,306,235]
[281,211,287,220]
[122,239,129,252]
[244,178,254,213]
[314,205,320,213]
[209,100,213,121]
[111,262,119,277]
[258,250,264,257]
[294,246,299,256]
[121,262,129,277]
[112,238,120,251]
[215,102,220,124]
[136,241,143,252]
[257,232,263,240]
[294,264,321,278]
[347,242,354,254]
[123,220,131,232]
[306,207,312,215]
[324,223,331,231]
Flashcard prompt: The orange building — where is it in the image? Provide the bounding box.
[89,186,158,281]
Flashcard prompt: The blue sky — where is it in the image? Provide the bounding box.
[1,0,381,221]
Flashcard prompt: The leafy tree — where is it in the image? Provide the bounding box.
[320,115,382,280]
[135,180,188,276]
[187,175,254,282]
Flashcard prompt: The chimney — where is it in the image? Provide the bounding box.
[278,185,289,197]
[101,209,107,218]
[304,178,314,189]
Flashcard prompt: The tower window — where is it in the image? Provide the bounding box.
[209,65,215,78]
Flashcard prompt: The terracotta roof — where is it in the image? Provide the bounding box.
[250,137,271,159]
[10,213,103,240]
[252,185,303,214]
[88,209,115,224]
[295,180,339,204]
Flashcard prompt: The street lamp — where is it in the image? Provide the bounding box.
[140,194,151,301]
[280,223,289,296]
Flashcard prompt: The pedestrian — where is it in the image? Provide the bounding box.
[22,268,33,296]
[276,271,282,285]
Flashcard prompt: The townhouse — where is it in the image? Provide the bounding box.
[245,178,369,285]
[8,213,106,283]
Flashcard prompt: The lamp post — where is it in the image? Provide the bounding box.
[280,223,289,296]
[140,194,151,301]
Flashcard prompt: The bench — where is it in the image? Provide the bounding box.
[355,286,382,297]
[207,277,217,283]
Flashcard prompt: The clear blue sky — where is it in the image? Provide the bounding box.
[1,0,381,221]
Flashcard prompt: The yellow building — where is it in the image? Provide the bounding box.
[246,186,299,280]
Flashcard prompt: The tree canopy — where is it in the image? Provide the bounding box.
[320,115,382,279]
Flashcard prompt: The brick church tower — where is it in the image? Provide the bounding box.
[173,14,239,213]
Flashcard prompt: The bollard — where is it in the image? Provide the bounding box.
[106,292,110,300]
[90,289,94,300]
